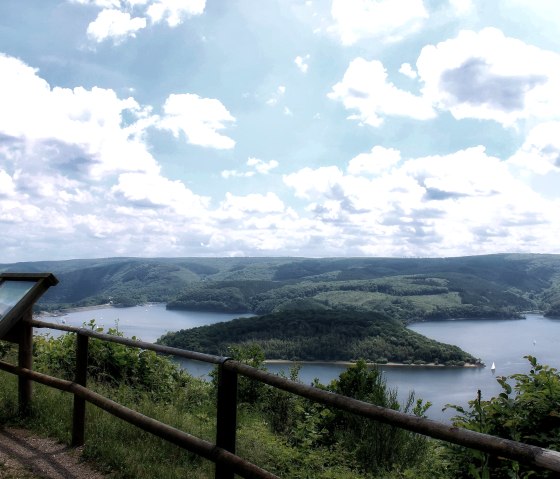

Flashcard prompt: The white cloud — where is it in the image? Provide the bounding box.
[266,86,286,107]
[399,62,417,79]
[72,0,206,42]
[331,28,560,128]
[147,0,205,26]
[219,192,285,215]
[247,157,279,174]
[348,146,401,175]
[87,9,146,42]
[282,144,560,256]
[112,172,210,215]
[157,93,236,149]
[328,57,435,126]
[507,122,560,175]
[0,53,159,179]
[417,28,560,126]
[0,170,17,197]
[222,158,278,178]
[449,0,474,15]
[330,0,428,45]
[295,54,310,73]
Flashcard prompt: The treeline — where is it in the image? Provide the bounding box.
[166,274,527,322]
[157,309,479,365]
[4,254,560,320]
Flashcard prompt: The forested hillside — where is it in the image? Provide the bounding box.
[2,254,560,319]
[157,309,479,365]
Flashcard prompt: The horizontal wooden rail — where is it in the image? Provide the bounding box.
[225,361,560,473]
[28,317,560,475]
[30,319,225,364]
[0,360,279,479]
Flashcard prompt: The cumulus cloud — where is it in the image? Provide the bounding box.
[111,172,210,215]
[147,0,206,26]
[283,144,560,256]
[507,122,560,175]
[331,28,560,128]
[219,192,285,215]
[399,62,417,79]
[417,28,560,126]
[157,93,236,149]
[328,57,435,126]
[295,54,310,73]
[330,0,428,45]
[0,53,159,179]
[347,146,401,175]
[221,158,279,178]
[72,0,206,42]
[87,9,146,42]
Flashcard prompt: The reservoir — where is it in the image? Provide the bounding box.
[48,305,560,422]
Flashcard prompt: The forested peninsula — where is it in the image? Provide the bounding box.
[156,309,479,366]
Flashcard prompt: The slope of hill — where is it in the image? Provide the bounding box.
[2,254,560,319]
[157,309,479,365]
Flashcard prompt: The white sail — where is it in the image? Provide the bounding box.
[491,362,496,370]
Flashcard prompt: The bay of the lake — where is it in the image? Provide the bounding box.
[50,306,560,422]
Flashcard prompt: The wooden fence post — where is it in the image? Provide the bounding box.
[215,359,238,479]
[18,310,33,416]
[72,333,89,446]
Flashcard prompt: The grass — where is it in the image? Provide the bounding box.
[0,368,369,479]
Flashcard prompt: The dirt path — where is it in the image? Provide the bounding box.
[0,427,106,479]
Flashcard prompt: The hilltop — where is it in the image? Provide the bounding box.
[3,254,560,321]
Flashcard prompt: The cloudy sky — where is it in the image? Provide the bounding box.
[1,0,560,262]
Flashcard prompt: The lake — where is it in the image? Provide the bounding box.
[46,305,560,422]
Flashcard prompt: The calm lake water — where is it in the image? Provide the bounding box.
[48,306,560,422]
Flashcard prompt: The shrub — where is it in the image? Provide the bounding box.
[445,355,560,478]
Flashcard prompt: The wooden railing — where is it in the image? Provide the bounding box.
[1,316,560,479]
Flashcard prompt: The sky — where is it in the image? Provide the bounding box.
[1,0,560,262]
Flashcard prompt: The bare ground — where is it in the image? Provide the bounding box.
[0,427,107,479]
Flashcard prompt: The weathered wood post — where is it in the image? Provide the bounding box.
[215,358,238,479]
[18,309,34,416]
[72,332,89,446]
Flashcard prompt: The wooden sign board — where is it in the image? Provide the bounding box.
[0,273,58,341]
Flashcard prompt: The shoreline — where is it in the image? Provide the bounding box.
[37,302,165,317]
[264,359,483,369]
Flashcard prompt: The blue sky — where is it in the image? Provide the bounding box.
[1,0,560,262]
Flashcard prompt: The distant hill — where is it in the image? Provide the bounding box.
[2,254,560,320]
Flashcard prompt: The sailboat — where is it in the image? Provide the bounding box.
[491,362,496,373]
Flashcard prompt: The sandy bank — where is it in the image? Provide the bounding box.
[264,359,482,368]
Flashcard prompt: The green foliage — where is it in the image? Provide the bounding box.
[8,253,558,319]
[33,320,190,399]
[0,340,10,360]
[322,360,431,474]
[0,338,443,479]
[212,343,267,404]
[445,356,560,478]
[158,309,478,365]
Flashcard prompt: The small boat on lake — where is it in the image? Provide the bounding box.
[491,362,496,373]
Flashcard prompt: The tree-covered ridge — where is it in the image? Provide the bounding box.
[157,309,479,365]
[167,274,531,322]
[3,253,560,318]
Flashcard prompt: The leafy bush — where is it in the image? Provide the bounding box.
[322,360,431,474]
[33,320,190,399]
[445,355,560,478]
